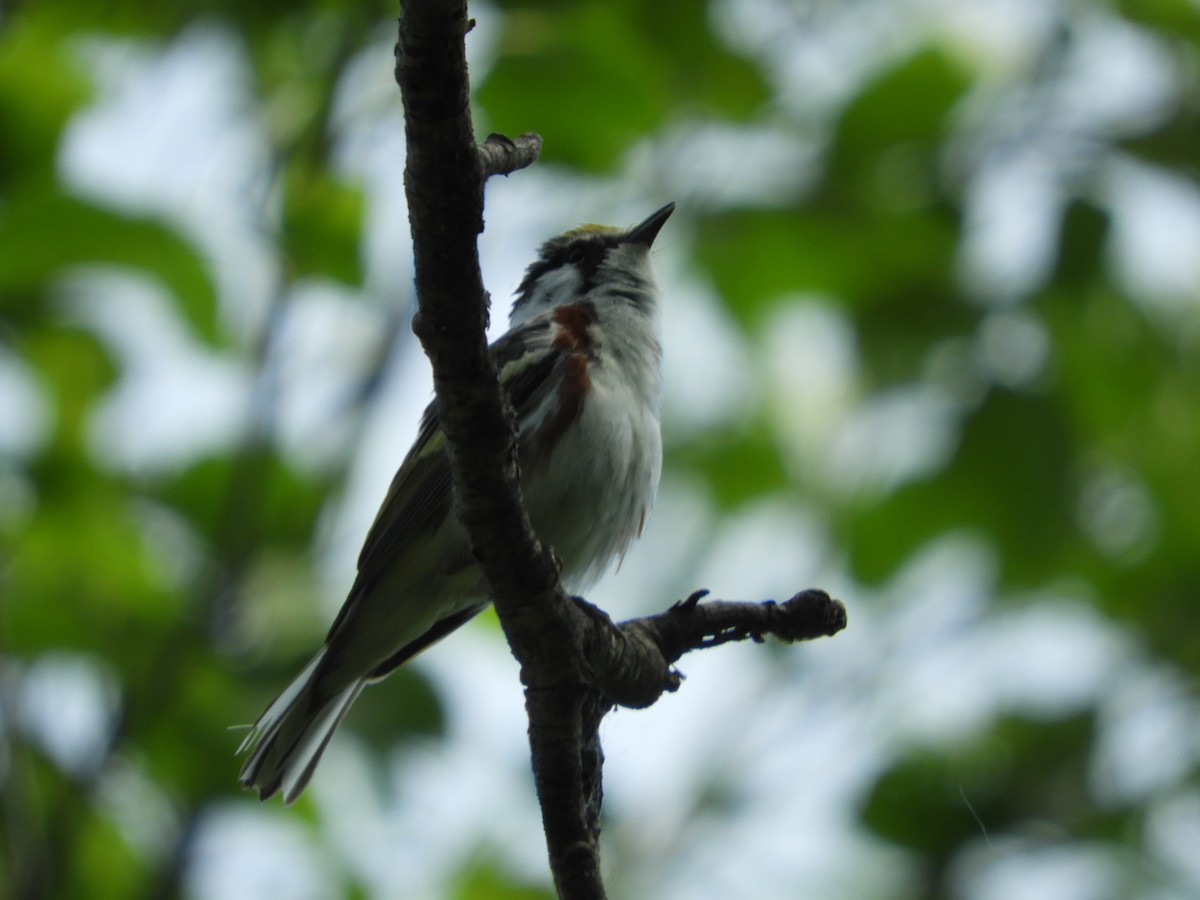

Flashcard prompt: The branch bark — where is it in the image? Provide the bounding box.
[394,4,846,898]
[396,3,605,896]
[583,589,848,709]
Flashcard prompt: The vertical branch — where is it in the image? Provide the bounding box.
[580,691,611,837]
[394,2,605,896]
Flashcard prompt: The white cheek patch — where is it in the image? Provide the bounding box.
[512,265,583,327]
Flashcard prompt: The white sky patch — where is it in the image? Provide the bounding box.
[807,541,1129,759]
[865,542,1131,746]
[826,383,961,498]
[954,840,1125,900]
[1077,460,1160,564]
[932,0,1066,74]
[692,498,830,601]
[861,536,998,739]
[62,25,280,340]
[0,346,51,459]
[953,7,1179,309]
[187,802,340,900]
[1091,664,1200,807]
[63,27,268,217]
[958,151,1063,304]
[661,275,757,438]
[1054,12,1178,139]
[313,337,432,606]
[1106,158,1200,314]
[96,758,181,862]
[589,471,717,621]
[1147,791,1200,892]
[328,45,415,302]
[329,32,410,139]
[270,279,395,472]
[716,0,921,118]
[762,299,963,497]
[60,270,251,474]
[298,630,550,899]
[973,307,1050,389]
[979,600,1130,718]
[15,652,120,779]
[762,298,859,477]
[647,119,821,209]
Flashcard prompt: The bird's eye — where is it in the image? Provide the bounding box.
[565,245,588,265]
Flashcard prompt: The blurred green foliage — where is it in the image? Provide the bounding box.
[2,0,1199,898]
[478,0,768,169]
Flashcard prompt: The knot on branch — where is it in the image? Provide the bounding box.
[573,597,678,709]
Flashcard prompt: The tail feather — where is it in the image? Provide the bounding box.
[238,650,364,804]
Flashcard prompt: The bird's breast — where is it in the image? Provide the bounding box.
[520,342,662,593]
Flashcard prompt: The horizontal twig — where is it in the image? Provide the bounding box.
[576,590,848,710]
[478,132,544,178]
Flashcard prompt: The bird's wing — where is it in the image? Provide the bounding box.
[325,316,561,641]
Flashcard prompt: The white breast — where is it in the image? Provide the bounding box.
[522,314,663,592]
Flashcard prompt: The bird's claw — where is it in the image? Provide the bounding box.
[671,589,709,612]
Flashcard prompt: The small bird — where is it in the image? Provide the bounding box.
[239,203,674,803]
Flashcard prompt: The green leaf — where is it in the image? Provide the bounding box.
[477,0,768,170]
[826,47,973,197]
[1048,200,1110,291]
[860,746,1006,860]
[66,809,143,900]
[0,11,93,182]
[0,189,221,343]
[477,5,669,170]
[694,205,958,325]
[667,422,790,509]
[21,326,118,456]
[452,858,555,900]
[148,450,327,551]
[7,488,179,653]
[281,164,365,285]
[1114,0,1200,46]
[861,712,1110,860]
[636,0,770,120]
[1121,103,1200,171]
[854,282,975,386]
[345,665,448,747]
[1039,283,1200,667]
[846,387,1078,586]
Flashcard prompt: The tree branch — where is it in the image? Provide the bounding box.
[479,132,544,177]
[395,3,604,897]
[566,589,846,861]
[394,4,846,898]
[579,590,848,710]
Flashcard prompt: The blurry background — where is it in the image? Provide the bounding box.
[3,0,1199,897]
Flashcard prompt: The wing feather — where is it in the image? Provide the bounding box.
[325,317,560,641]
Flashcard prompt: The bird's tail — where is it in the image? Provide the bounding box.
[237,650,363,804]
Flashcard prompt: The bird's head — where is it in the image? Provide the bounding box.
[510,203,674,327]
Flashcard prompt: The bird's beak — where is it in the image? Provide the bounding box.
[623,202,675,248]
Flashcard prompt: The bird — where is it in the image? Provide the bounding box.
[238,202,674,803]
